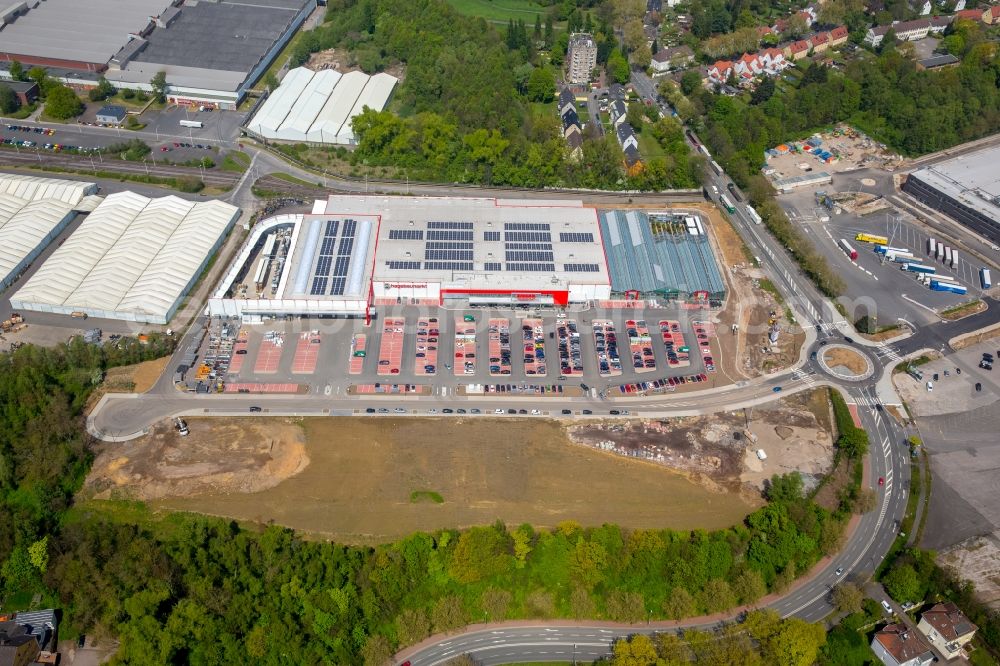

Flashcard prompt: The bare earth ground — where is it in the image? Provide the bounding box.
[686,203,805,380]
[84,357,171,414]
[86,418,308,501]
[938,534,1000,610]
[823,347,868,375]
[91,418,759,543]
[568,389,833,495]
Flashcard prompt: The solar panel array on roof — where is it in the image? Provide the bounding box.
[560,232,595,242]
[388,229,423,240]
[425,261,474,270]
[505,231,552,242]
[504,223,550,230]
[426,241,473,250]
[506,263,555,271]
[484,262,503,271]
[564,263,601,272]
[428,230,474,241]
[428,221,474,229]
[505,242,553,251]
[598,210,725,298]
[386,261,421,270]
[484,231,502,241]
[506,250,555,262]
[425,249,474,260]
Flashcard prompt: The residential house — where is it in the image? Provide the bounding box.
[557,88,575,117]
[954,7,985,20]
[650,45,695,73]
[615,121,639,152]
[707,60,734,83]
[785,39,811,60]
[810,31,830,53]
[9,610,56,653]
[623,145,643,174]
[565,130,583,159]
[610,98,628,126]
[0,80,38,106]
[561,108,581,137]
[567,33,597,84]
[0,622,39,666]
[871,624,936,666]
[917,602,978,660]
[95,104,128,125]
[986,5,1000,23]
[863,16,954,46]
[829,26,849,46]
[911,0,932,15]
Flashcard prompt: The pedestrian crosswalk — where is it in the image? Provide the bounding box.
[876,344,902,362]
[792,369,817,387]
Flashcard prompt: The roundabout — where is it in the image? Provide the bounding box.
[817,344,876,382]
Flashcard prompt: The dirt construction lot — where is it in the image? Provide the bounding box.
[90,418,760,543]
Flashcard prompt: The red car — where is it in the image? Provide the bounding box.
[878,477,884,486]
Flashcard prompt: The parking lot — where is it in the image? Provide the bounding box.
[778,174,981,325]
[183,306,727,396]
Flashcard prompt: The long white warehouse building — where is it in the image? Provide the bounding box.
[0,174,98,290]
[246,67,397,145]
[11,192,240,324]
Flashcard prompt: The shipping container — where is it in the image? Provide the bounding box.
[839,239,858,261]
[927,273,958,284]
[856,233,889,245]
[951,249,958,269]
[936,243,944,261]
[981,268,992,289]
[928,238,936,256]
[875,245,909,255]
[944,247,952,265]
[892,253,915,264]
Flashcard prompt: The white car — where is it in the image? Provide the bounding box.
[494,408,504,414]
[926,381,933,392]
[530,409,541,415]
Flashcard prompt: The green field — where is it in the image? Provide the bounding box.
[446,0,547,23]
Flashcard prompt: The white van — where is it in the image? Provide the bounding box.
[926,381,933,392]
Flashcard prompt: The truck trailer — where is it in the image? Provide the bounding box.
[902,263,936,274]
[981,268,992,289]
[930,281,968,294]
[839,239,858,261]
[928,238,936,256]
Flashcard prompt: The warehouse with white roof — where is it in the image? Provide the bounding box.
[0,174,98,290]
[11,193,240,324]
[246,67,397,144]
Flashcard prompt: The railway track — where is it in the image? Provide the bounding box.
[1,148,239,188]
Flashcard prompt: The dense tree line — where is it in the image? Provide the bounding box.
[279,0,699,190]
[0,335,175,596]
[0,335,868,663]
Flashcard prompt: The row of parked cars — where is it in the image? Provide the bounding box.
[5,124,55,135]
[619,373,711,394]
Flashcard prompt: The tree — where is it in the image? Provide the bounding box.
[525,590,555,618]
[570,585,596,619]
[360,634,392,666]
[533,15,542,41]
[751,77,775,105]
[43,85,83,120]
[733,569,767,605]
[700,579,736,613]
[610,634,658,666]
[623,19,646,52]
[680,70,702,96]
[395,608,430,646]
[607,49,630,84]
[480,588,511,621]
[663,586,695,619]
[27,67,51,96]
[526,66,556,102]
[607,590,645,622]
[746,610,826,666]
[264,71,279,91]
[431,595,468,632]
[631,43,652,69]
[87,76,116,102]
[151,71,168,103]
[626,101,645,132]
[9,59,25,82]
[766,472,803,503]
[0,85,20,115]
[832,582,864,614]
[884,564,922,603]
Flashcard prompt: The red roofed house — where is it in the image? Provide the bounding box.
[810,31,830,53]
[871,624,935,666]
[829,26,849,45]
[707,60,734,83]
[785,39,811,60]
[955,8,983,20]
[917,602,978,660]
[987,5,1000,23]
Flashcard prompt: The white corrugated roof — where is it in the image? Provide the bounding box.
[247,67,396,144]
[0,175,96,287]
[275,69,341,141]
[246,66,315,136]
[12,192,239,320]
[340,72,398,143]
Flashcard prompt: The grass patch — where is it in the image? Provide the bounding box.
[409,490,444,504]
[6,102,38,120]
[757,277,785,303]
[271,171,322,188]
[14,163,208,193]
[221,151,251,173]
[894,354,933,374]
[940,299,984,320]
[636,129,666,159]
[444,0,547,23]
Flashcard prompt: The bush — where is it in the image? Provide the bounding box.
[0,84,20,115]
[175,176,204,193]
[136,91,149,102]
[121,88,136,100]
[43,85,84,120]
